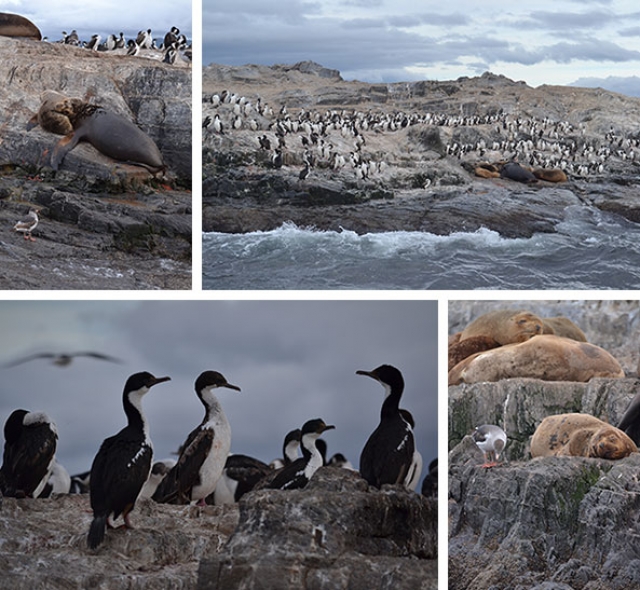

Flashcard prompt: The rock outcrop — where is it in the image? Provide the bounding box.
[198,467,437,590]
[0,37,191,289]
[449,300,640,589]
[203,64,640,236]
[0,468,435,590]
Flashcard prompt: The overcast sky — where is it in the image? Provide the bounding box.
[203,0,640,97]
[0,301,437,490]
[2,0,191,45]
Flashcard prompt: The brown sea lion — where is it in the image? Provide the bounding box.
[500,161,538,184]
[459,310,544,345]
[542,316,588,342]
[448,334,624,385]
[0,12,41,40]
[532,168,568,183]
[448,335,501,371]
[474,163,500,179]
[530,413,637,459]
[51,104,165,172]
[27,90,83,135]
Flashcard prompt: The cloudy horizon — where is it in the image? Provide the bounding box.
[4,0,191,45]
[0,301,437,490]
[203,0,640,97]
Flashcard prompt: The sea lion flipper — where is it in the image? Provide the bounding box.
[51,133,81,171]
[27,113,39,131]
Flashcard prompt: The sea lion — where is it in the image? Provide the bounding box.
[27,90,83,135]
[500,161,538,184]
[532,168,568,183]
[448,334,625,385]
[542,316,587,342]
[448,335,501,372]
[0,12,41,40]
[51,104,165,172]
[616,392,640,446]
[530,413,637,459]
[459,310,544,345]
[474,163,500,179]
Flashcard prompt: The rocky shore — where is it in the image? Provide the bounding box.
[0,37,191,289]
[0,468,435,590]
[203,62,640,237]
[449,300,640,590]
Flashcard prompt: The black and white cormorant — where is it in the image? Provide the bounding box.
[139,458,176,499]
[0,409,57,498]
[399,409,423,492]
[213,454,271,504]
[152,370,240,506]
[87,371,171,549]
[268,419,335,490]
[357,364,415,488]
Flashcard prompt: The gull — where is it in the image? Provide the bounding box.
[3,352,123,368]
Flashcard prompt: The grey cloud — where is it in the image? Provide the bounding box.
[570,75,640,97]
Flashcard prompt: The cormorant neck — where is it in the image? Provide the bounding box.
[124,388,149,440]
[380,381,403,419]
[200,386,223,423]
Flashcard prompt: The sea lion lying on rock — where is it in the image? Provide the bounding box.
[500,161,538,184]
[27,90,84,135]
[532,168,567,183]
[50,103,165,173]
[530,413,637,459]
[542,316,587,342]
[474,163,500,179]
[448,334,624,385]
[448,310,544,371]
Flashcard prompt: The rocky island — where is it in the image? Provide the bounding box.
[0,467,436,590]
[0,36,191,289]
[449,300,640,590]
[203,61,640,238]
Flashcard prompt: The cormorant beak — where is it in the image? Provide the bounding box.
[149,376,171,387]
[223,383,241,392]
[320,424,336,433]
[356,369,377,381]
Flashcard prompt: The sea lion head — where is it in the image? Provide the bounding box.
[588,427,637,459]
[507,312,544,343]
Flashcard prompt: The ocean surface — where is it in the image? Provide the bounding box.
[202,205,640,290]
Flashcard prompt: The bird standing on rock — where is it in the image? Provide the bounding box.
[357,364,415,488]
[472,424,507,468]
[88,371,171,549]
[153,371,240,506]
[13,209,39,241]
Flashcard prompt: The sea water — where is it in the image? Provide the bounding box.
[202,205,640,290]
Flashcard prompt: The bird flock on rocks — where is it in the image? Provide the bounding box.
[47,26,191,65]
[0,364,434,550]
[203,87,640,183]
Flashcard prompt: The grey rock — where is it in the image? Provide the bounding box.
[198,467,437,590]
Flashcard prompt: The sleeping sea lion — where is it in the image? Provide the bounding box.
[459,310,544,345]
[27,90,83,135]
[542,316,587,342]
[532,168,568,183]
[448,334,624,385]
[530,413,637,459]
[51,104,165,173]
[500,161,538,184]
[0,12,41,40]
